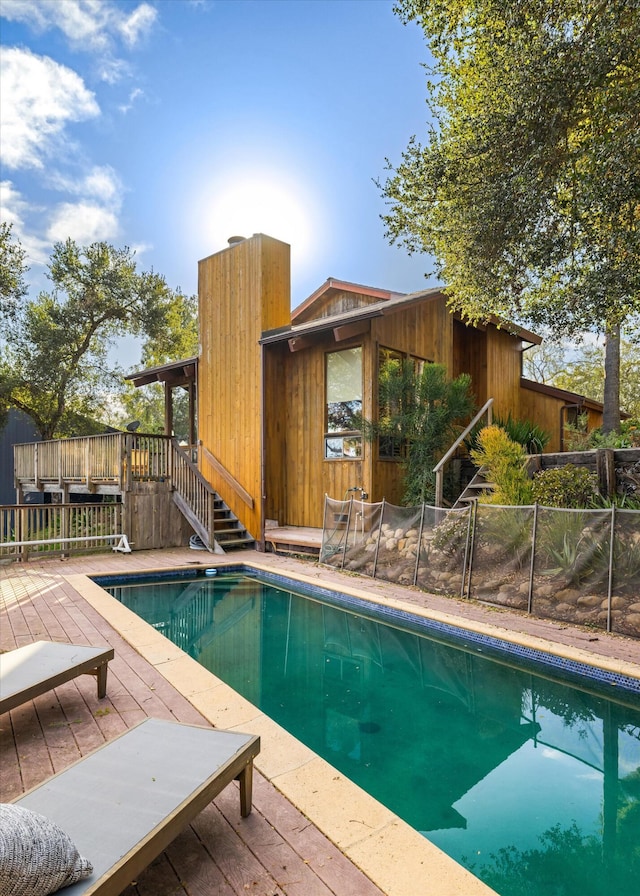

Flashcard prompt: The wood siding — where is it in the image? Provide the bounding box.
[520,381,603,452]
[198,235,290,540]
[485,326,523,421]
[123,481,193,550]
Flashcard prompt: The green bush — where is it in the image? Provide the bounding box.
[470,425,534,505]
[564,416,640,450]
[495,414,551,454]
[465,415,550,455]
[532,464,599,508]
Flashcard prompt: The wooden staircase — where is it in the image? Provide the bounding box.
[171,442,254,552]
[452,466,496,508]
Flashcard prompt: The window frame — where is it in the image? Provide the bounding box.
[324,345,363,461]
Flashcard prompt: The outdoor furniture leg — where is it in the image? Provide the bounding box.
[238,762,253,817]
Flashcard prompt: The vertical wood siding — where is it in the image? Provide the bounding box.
[198,235,290,540]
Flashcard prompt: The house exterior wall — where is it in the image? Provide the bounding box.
[195,236,604,537]
[198,234,290,540]
[520,380,604,452]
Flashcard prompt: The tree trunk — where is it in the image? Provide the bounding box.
[602,324,621,434]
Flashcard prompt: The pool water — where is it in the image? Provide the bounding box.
[100,570,640,896]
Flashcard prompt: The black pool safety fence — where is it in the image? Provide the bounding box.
[320,496,640,639]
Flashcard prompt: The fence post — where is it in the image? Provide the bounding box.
[461,505,474,599]
[372,498,386,579]
[607,505,616,633]
[527,503,539,615]
[465,500,479,599]
[413,503,426,586]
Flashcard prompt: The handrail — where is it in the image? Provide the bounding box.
[433,398,494,508]
[170,440,218,549]
[199,443,254,510]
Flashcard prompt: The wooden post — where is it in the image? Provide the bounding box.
[596,448,616,499]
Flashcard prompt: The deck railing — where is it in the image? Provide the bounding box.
[0,502,124,560]
[13,432,172,492]
[433,398,494,507]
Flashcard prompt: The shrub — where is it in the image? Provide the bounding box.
[564,416,640,450]
[470,425,534,505]
[532,464,599,508]
[494,414,550,454]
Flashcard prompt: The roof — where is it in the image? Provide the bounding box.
[125,357,198,388]
[291,278,405,323]
[262,285,542,348]
[520,377,615,413]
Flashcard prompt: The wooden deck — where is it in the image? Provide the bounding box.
[0,551,385,896]
[264,526,323,556]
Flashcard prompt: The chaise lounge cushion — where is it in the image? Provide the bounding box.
[0,804,93,896]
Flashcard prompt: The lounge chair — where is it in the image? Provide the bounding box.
[0,640,114,714]
[10,717,260,895]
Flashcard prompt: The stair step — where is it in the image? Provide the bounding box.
[217,535,255,548]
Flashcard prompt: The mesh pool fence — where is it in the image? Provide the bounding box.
[320,496,640,638]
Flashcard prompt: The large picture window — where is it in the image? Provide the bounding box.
[325,347,362,459]
[378,347,429,460]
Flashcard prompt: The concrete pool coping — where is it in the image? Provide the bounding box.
[72,556,640,896]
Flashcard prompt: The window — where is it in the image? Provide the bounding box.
[377,347,429,460]
[325,347,362,459]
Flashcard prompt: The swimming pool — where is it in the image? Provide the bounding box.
[95,566,640,896]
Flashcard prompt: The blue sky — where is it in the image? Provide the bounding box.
[1,0,438,338]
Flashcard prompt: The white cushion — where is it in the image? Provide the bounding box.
[0,804,92,896]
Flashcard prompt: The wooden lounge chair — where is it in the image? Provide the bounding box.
[0,640,114,714]
[12,717,260,895]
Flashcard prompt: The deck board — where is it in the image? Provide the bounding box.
[0,552,386,896]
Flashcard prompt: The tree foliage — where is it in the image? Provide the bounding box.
[118,291,199,437]
[0,223,28,318]
[0,238,193,440]
[382,0,640,431]
[363,359,475,505]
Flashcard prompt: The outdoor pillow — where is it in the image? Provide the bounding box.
[0,803,93,896]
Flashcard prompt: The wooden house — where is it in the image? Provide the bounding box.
[168,232,603,547]
[11,232,605,557]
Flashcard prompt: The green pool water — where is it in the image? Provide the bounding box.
[102,570,640,896]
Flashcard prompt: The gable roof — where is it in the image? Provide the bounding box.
[263,285,542,348]
[291,278,405,323]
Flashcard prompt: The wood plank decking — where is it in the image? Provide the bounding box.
[0,550,385,896]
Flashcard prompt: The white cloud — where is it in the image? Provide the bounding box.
[118,3,157,47]
[46,201,120,244]
[0,47,99,170]
[119,87,144,114]
[0,0,157,51]
[1,180,53,266]
[49,165,122,202]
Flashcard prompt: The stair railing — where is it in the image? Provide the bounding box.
[433,398,494,508]
[170,439,218,548]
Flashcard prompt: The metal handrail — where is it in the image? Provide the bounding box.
[433,398,494,507]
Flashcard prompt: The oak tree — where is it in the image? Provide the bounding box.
[381,0,640,431]
[0,238,191,440]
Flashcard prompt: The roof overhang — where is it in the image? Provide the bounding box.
[126,357,198,388]
[261,287,445,349]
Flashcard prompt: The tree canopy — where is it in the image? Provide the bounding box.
[0,222,28,317]
[0,235,196,440]
[381,0,640,430]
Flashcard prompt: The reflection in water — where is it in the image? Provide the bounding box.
[107,574,640,896]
